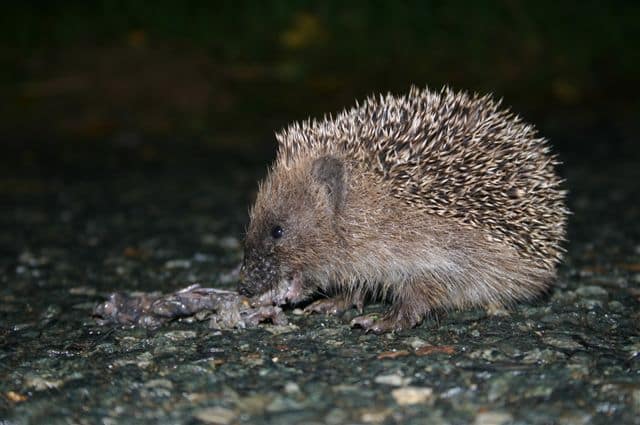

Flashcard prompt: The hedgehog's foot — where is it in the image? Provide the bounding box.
[350,310,420,334]
[304,295,364,316]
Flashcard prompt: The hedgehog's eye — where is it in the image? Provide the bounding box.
[271,225,284,239]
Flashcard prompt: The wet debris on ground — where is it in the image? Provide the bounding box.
[93,284,288,330]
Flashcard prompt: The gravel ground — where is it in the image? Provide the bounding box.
[1,152,639,425]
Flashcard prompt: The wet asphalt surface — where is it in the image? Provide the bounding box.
[1,146,639,425]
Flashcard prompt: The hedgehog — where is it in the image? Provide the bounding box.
[239,86,568,333]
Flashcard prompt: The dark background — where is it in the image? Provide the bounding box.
[1,1,638,176]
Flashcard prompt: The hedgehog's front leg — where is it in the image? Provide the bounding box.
[350,279,438,333]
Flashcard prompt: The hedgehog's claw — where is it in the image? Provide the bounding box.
[350,313,381,333]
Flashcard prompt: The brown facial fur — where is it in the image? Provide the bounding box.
[239,87,568,332]
[240,156,343,303]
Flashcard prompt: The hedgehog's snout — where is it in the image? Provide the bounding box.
[238,249,280,298]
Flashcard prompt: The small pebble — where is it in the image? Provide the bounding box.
[521,348,566,363]
[162,330,197,341]
[473,411,513,425]
[575,285,608,298]
[391,387,433,405]
[578,299,604,309]
[374,372,411,387]
[193,407,237,425]
[542,335,583,350]
[406,337,428,349]
[144,379,173,389]
[284,382,301,394]
[607,300,624,312]
[361,408,392,423]
[164,259,191,269]
[24,375,64,391]
[69,286,97,296]
[236,394,273,415]
[266,395,305,412]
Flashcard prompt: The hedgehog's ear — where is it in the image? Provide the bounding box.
[311,155,345,212]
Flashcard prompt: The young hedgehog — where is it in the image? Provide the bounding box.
[239,86,568,333]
